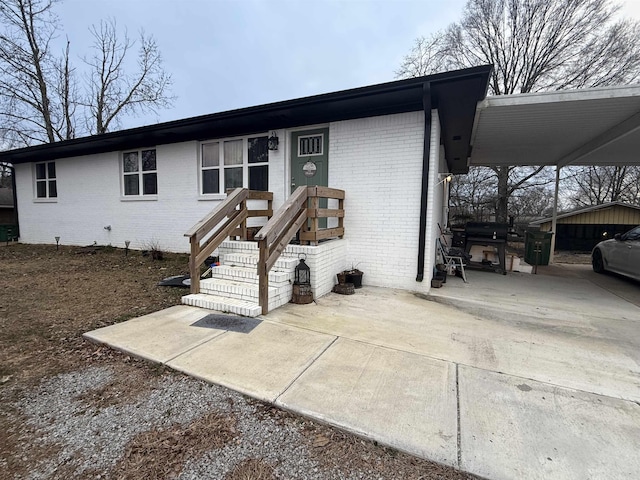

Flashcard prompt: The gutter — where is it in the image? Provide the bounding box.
[416,82,432,282]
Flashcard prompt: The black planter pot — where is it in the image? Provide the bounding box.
[434,271,447,283]
[345,271,363,288]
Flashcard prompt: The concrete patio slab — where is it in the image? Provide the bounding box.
[84,265,640,479]
[459,365,640,480]
[166,321,336,403]
[277,338,458,466]
[266,289,471,360]
[268,287,640,403]
[83,305,226,363]
[428,266,640,323]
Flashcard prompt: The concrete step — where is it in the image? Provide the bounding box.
[181,293,262,317]
[211,264,293,285]
[196,240,300,315]
[200,277,292,306]
[222,252,299,270]
[219,240,259,253]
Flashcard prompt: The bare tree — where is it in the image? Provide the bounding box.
[398,0,640,222]
[509,184,555,224]
[53,38,76,140]
[0,0,62,144]
[83,19,173,135]
[0,0,174,147]
[398,33,458,79]
[449,165,554,225]
[449,167,496,224]
[564,166,640,206]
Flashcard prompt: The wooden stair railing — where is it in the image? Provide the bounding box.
[255,186,345,315]
[184,188,273,294]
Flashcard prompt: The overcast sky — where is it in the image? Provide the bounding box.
[55,0,640,130]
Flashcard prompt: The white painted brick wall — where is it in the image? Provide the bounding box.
[281,239,347,299]
[328,111,438,292]
[14,139,283,253]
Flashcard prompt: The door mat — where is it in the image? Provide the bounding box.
[191,314,261,334]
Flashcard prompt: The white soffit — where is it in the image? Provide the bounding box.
[470,85,640,167]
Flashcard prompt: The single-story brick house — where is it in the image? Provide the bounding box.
[0,66,491,314]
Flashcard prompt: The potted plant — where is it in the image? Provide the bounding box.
[344,263,364,289]
[434,263,447,283]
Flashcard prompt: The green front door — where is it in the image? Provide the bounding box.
[291,128,329,228]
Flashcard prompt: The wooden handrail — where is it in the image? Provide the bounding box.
[184,188,273,294]
[185,188,247,241]
[256,186,345,315]
[254,186,308,244]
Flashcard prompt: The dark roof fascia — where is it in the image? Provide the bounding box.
[1,65,492,165]
[431,71,492,173]
[530,201,640,225]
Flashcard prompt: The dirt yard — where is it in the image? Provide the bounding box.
[0,243,477,480]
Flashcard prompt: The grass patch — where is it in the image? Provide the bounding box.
[113,412,238,479]
[0,243,187,383]
[225,458,277,480]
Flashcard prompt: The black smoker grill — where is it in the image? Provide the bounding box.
[464,222,509,274]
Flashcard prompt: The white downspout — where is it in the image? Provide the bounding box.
[550,166,560,263]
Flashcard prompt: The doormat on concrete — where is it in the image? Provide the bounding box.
[191,314,261,334]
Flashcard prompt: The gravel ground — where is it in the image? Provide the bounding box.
[1,244,477,480]
[6,358,476,480]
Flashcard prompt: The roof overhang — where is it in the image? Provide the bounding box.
[470,85,640,168]
[0,66,491,173]
[530,201,640,225]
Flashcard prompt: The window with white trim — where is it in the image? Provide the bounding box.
[122,149,157,196]
[201,136,269,194]
[298,134,323,156]
[35,161,57,199]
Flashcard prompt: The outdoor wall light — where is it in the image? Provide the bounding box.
[437,173,453,185]
[267,131,279,151]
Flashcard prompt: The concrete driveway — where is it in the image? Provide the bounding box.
[85,265,640,480]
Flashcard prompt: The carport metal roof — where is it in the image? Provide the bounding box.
[469,84,640,168]
[468,84,640,263]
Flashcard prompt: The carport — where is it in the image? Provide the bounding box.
[469,84,640,261]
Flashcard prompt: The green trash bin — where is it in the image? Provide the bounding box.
[524,231,553,266]
[0,225,18,242]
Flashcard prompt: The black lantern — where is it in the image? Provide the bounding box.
[292,254,313,304]
[294,254,310,286]
[268,131,279,151]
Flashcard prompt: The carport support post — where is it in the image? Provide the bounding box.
[549,166,560,264]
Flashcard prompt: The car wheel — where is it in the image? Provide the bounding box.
[592,249,605,274]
